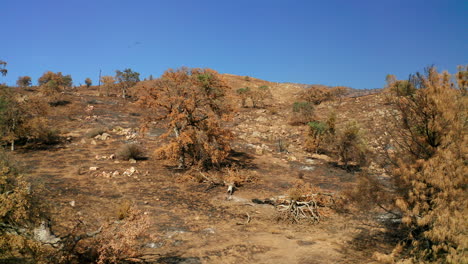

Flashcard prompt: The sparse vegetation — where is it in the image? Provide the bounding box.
[0,59,465,263]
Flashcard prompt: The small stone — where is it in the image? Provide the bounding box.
[69,200,75,207]
[255,146,263,155]
[129,158,137,164]
[100,133,111,140]
[90,140,97,145]
[89,167,99,171]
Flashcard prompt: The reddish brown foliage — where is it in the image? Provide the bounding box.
[135,67,233,169]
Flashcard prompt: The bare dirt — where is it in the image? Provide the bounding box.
[11,75,395,263]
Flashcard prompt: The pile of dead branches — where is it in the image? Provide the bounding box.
[275,192,335,224]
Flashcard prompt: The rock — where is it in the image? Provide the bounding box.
[129,158,137,164]
[300,166,315,171]
[89,167,99,171]
[100,133,111,140]
[251,131,262,138]
[202,227,216,234]
[109,154,115,159]
[90,140,97,145]
[287,155,297,161]
[310,153,331,162]
[112,171,120,177]
[33,221,61,245]
[255,146,264,155]
[123,167,137,177]
[69,200,75,207]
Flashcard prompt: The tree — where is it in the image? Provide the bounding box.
[16,76,32,88]
[135,67,232,169]
[100,76,115,96]
[383,66,467,262]
[0,86,52,150]
[0,60,6,76]
[38,71,73,95]
[115,68,140,98]
[236,85,272,108]
[85,78,92,88]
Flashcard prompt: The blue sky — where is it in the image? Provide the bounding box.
[1,0,467,89]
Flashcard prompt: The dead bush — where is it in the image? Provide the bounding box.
[276,181,335,224]
[290,101,315,125]
[352,66,468,263]
[115,199,133,220]
[236,85,272,108]
[0,88,58,150]
[94,206,152,264]
[301,86,349,105]
[0,150,53,263]
[115,144,144,161]
[135,67,233,170]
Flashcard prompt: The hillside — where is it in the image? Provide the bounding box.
[6,74,397,263]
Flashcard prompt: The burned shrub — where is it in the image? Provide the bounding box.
[115,144,144,161]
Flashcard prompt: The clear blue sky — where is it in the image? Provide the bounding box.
[1,0,467,89]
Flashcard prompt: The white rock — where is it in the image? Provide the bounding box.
[89,167,99,171]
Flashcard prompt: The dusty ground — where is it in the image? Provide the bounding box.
[11,75,395,263]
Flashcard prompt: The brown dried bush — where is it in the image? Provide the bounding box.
[290,101,315,125]
[0,150,53,263]
[236,85,273,108]
[135,67,233,169]
[115,144,144,161]
[0,87,57,150]
[94,205,151,264]
[301,85,349,105]
[358,66,467,263]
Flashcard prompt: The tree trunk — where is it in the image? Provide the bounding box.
[173,127,185,169]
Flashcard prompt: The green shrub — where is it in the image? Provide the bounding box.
[305,119,335,153]
[336,121,368,168]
